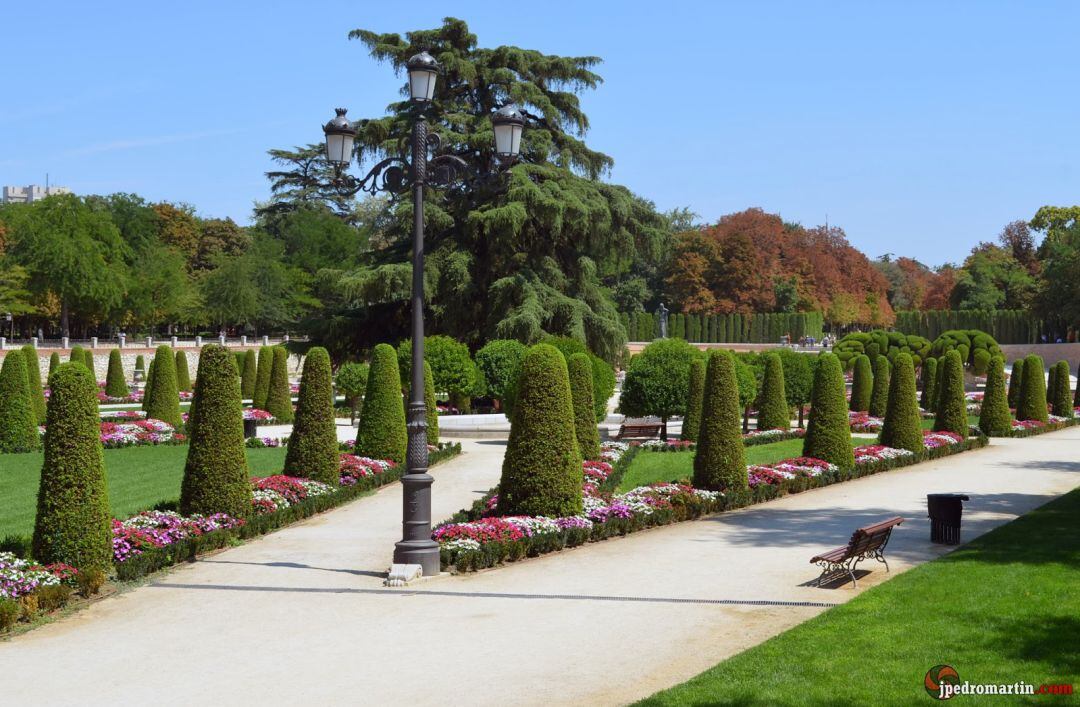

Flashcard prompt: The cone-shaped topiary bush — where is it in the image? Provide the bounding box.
[284,347,338,484]
[144,345,182,428]
[240,349,257,400]
[919,357,937,411]
[175,350,192,393]
[934,350,968,439]
[253,346,273,410]
[850,354,872,412]
[135,354,145,375]
[142,356,155,411]
[31,363,111,570]
[355,344,407,464]
[979,355,1012,436]
[68,345,84,365]
[1046,364,1058,410]
[180,345,250,518]
[1016,355,1048,423]
[1050,360,1073,418]
[1006,359,1023,410]
[803,353,854,469]
[104,348,129,398]
[0,352,41,452]
[756,353,789,430]
[496,344,583,516]
[83,349,95,377]
[265,347,293,423]
[682,358,706,442]
[234,351,245,374]
[49,352,60,377]
[423,360,439,446]
[568,352,600,460]
[693,350,747,491]
[879,352,922,452]
[868,355,891,418]
[22,344,47,425]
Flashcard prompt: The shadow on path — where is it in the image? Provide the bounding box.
[198,559,386,579]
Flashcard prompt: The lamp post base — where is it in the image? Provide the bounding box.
[393,539,441,577]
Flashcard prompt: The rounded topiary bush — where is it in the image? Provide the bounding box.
[104,348,129,398]
[49,352,60,377]
[175,350,192,393]
[832,330,931,370]
[868,355,891,418]
[253,346,274,410]
[934,350,968,439]
[930,330,1002,375]
[31,363,111,571]
[265,347,294,423]
[979,355,1012,436]
[803,353,854,469]
[423,360,439,446]
[693,350,747,491]
[68,345,84,365]
[879,352,922,452]
[682,358,706,442]
[240,349,257,400]
[0,352,41,453]
[144,345,182,428]
[496,344,583,517]
[284,347,338,485]
[920,357,937,411]
[1016,355,1048,423]
[1050,360,1073,418]
[1007,358,1024,410]
[180,345,250,518]
[756,353,789,430]
[850,354,873,412]
[568,352,600,461]
[355,344,407,464]
[22,345,47,425]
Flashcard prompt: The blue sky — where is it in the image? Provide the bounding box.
[2,1,1077,266]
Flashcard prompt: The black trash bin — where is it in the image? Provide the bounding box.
[243,418,257,439]
[927,493,970,544]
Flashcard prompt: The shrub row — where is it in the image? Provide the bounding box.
[623,311,824,343]
[1008,416,1080,438]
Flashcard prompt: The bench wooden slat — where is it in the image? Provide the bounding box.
[808,516,905,588]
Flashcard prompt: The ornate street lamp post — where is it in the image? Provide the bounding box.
[322,51,523,577]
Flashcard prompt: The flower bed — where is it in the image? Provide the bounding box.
[245,436,288,448]
[35,418,184,449]
[629,428,805,453]
[849,411,883,433]
[99,410,147,422]
[111,511,245,564]
[1009,415,1080,438]
[243,408,276,425]
[0,553,77,600]
[434,434,986,573]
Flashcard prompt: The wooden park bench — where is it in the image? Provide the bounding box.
[615,421,662,440]
[809,516,904,588]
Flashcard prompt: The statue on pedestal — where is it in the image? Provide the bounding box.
[656,302,669,339]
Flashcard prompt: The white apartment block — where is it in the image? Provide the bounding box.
[2,184,72,204]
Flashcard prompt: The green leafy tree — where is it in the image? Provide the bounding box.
[253,346,274,409]
[681,358,705,442]
[868,355,891,418]
[496,344,583,517]
[423,360,440,446]
[145,344,182,428]
[104,348,129,398]
[335,362,369,422]
[266,347,294,423]
[174,350,192,393]
[180,345,250,518]
[934,350,968,439]
[879,353,923,452]
[355,344,407,463]
[0,351,40,452]
[802,353,854,469]
[284,347,338,484]
[776,348,814,428]
[1032,215,1080,331]
[692,351,747,491]
[1016,355,1048,423]
[31,363,111,570]
[850,355,872,412]
[979,356,1013,436]
[1007,358,1023,410]
[21,344,47,424]
[567,353,600,460]
[619,338,699,439]
[240,349,258,399]
[734,353,761,433]
[475,339,527,412]
[397,336,476,406]
[1050,360,1073,418]
[920,357,938,410]
[756,353,789,430]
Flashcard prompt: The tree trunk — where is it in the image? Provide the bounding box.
[798,405,805,429]
[743,406,750,433]
[60,299,70,339]
[661,416,668,441]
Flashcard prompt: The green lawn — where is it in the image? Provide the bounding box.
[618,438,846,492]
[638,487,1080,706]
[0,445,287,538]
[921,414,981,430]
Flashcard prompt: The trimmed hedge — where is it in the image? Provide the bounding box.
[930,329,1002,375]
[355,344,407,464]
[1050,360,1073,418]
[104,348,129,398]
[180,345,250,518]
[850,355,872,412]
[253,346,274,410]
[284,347,338,485]
[175,350,192,393]
[568,353,600,461]
[144,345,182,428]
[1007,358,1024,410]
[31,363,111,571]
[833,329,932,370]
[240,349,257,400]
[21,345,47,425]
[496,344,583,517]
[979,355,1013,436]
[934,350,968,439]
[803,353,855,469]
[693,350,747,491]
[879,352,922,452]
[868,354,891,418]
[265,347,293,423]
[756,353,789,431]
[0,352,40,452]
[919,356,937,410]
[682,358,706,442]
[1016,355,1048,423]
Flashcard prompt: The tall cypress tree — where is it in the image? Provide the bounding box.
[284,347,338,484]
[1016,355,1048,423]
[265,347,294,423]
[567,352,600,461]
[693,351,747,491]
[1050,360,1073,418]
[104,348,129,398]
[240,349,258,400]
[21,344,47,425]
[919,357,937,410]
[253,346,273,410]
[1006,358,1024,409]
[175,350,192,393]
[48,351,60,377]
[0,352,40,453]
[850,354,873,412]
[880,352,922,452]
[145,344,182,428]
[934,350,968,439]
[979,355,1012,436]
[355,344,407,464]
[756,353,789,430]
[681,357,705,442]
[803,353,854,469]
[868,355,890,418]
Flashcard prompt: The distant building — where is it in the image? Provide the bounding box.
[1,184,72,204]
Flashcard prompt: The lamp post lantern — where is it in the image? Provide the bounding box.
[321,51,523,578]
